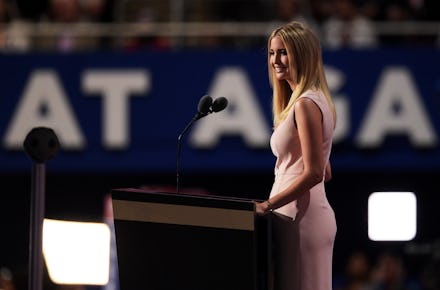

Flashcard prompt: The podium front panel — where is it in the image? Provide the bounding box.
[111,188,270,290]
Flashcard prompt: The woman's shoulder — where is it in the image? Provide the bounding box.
[296,89,325,107]
[298,89,324,100]
[295,89,328,115]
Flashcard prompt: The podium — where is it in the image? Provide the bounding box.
[111,188,273,290]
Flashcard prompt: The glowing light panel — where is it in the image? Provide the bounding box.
[368,191,417,241]
[43,219,111,285]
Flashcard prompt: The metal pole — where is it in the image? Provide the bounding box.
[24,126,59,290]
[28,162,46,290]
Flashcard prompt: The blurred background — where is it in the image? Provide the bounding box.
[0,0,439,289]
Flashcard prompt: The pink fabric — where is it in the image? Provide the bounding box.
[269,89,337,290]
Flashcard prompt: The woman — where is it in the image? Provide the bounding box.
[255,21,337,290]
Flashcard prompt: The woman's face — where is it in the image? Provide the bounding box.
[269,36,294,84]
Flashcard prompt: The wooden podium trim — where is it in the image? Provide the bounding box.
[113,199,255,231]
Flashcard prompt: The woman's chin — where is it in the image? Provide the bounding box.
[275,73,288,81]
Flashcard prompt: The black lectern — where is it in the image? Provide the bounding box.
[111,188,272,290]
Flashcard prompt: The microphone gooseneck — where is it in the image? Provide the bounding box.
[176,95,228,194]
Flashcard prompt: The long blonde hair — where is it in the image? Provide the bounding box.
[267,21,336,127]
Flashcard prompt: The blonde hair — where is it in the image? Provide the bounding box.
[267,21,336,127]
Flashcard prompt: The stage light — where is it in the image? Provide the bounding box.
[43,219,111,285]
[368,191,417,241]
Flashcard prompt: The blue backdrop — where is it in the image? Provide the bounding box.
[0,49,439,172]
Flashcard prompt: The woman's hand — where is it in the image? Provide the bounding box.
[255,201,272,216]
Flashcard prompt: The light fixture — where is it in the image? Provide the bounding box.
[43,218,111,285]
[368,191,417,241]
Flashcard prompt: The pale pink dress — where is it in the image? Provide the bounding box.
[269,89,337,290]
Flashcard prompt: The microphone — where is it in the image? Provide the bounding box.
[176,95,228,194]
[195,95,213,120]
[24,127,60,163]
[211,97,228,113]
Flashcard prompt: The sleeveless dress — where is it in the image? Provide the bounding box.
[269,89,337,290]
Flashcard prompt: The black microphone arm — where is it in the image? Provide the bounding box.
[176,95,227,194]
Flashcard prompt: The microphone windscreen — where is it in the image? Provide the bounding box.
[212,97,228,112]
[23,127,60,163]
[197,95,213,114]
